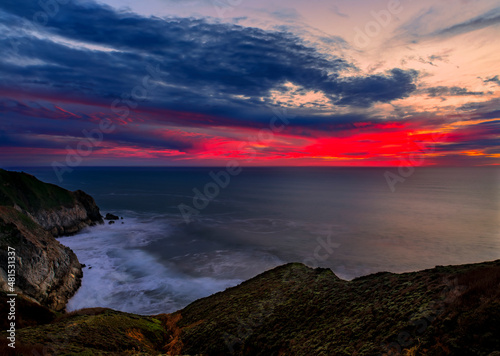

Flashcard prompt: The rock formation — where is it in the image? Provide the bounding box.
[0,207,83,311]
[0,169,103,236]
[104,213,120,220]
[0,169,103,311]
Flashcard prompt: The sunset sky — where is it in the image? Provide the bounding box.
[1,0,499,166]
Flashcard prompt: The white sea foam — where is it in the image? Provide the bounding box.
[58,215,279,315]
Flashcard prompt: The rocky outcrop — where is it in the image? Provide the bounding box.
[0,169,103,311]
[104,213,120,220]
[0,207,82,311]
[0,169,103,237]
[25,190,102,236]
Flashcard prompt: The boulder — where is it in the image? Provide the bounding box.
[105,213,119,220]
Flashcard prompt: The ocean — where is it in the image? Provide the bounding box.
[17,166,500,315]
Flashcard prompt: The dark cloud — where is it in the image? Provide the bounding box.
[478,110,500,120]
[425,86,486,98]
[0,0,496,166]
[0,118,197,152]
[0,130,74,149]
[428,54,448,62]
[485,147,500,154]
[332,69,418,107]
[431,117,500,153]
[0,0,418,116]
[433,7,500,38]
[458,98,500,120]
[434,138,500,152]
[484,75,500,86]
[106,131,197,152]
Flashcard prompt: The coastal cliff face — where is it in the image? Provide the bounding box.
[26,192,99,236]
[0,169,103,236]
[0,169,102,311]
[0,207,83,311]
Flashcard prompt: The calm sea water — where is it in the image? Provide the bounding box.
[15,167,500,314]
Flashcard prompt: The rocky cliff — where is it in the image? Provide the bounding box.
[0,169,103,236]
[0,169,103,311]
[0,207,83,311]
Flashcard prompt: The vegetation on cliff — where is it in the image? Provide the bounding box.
[0,169,75,212]
[1,260,499,355]
[0,169,103,236]
[0,303,165,355]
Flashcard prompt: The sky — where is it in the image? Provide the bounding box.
[1,0,500,166]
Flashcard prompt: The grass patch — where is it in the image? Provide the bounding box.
[11,309,166,355]
[0,169,75,212]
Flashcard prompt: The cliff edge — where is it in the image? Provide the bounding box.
[0,169,103,236]
[0,169,103,311]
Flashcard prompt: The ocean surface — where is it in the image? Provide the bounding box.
[16,167,500,315]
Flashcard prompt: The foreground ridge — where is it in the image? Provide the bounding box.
[1,260,499,355]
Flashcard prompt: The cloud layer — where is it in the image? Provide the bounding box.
[0,0,499,166]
